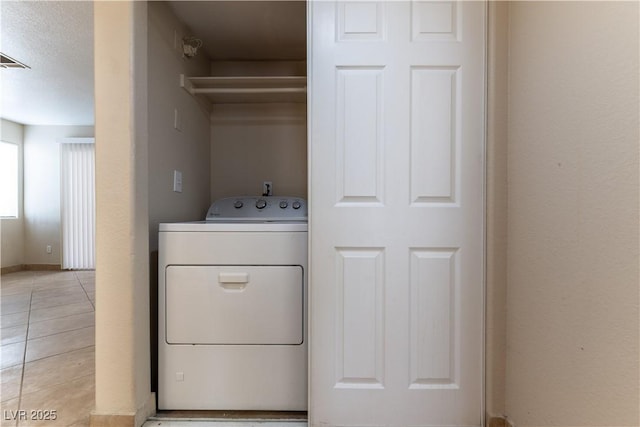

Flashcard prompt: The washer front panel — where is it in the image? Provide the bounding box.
[158,226,308,410]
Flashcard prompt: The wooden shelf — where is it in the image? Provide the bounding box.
[180,75,306,104]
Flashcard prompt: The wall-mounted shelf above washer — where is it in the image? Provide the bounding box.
[180,74,306,104]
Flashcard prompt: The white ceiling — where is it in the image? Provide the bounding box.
[1,1,95,126]
[0,1,306,127]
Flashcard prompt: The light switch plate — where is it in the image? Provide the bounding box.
[173,170,183,193]
[174,108,182,131]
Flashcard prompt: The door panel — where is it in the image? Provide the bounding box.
[309,1,485,425]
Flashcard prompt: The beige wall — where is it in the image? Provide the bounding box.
[1,119,25,269]
[22,125,94,265]
[210,102,307,201]
[93,2,154,425]
[485,1,509,421]
[208,60,307,201]
[505,2,639,426]
[147,1,211,253]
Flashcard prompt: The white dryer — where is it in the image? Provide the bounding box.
[158,196,307,410]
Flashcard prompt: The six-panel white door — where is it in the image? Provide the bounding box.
[308,1,486,425]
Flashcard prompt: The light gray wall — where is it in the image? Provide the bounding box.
[210,103,307,201]
[147,1,211,253]
[22,125,94,265]
[208,61,307,201]
[1,119,25,268]
[505,2,639,425]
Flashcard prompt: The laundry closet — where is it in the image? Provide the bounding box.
[145,1,486,425]
[147,0,309,414]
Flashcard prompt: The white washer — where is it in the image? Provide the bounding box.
[158,196,307,410]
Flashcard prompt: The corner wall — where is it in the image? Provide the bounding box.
[505,2,639,425]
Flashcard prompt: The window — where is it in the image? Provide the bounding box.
[0,141,19,217]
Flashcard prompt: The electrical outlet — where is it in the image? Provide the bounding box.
[46,245,52,254]
[263,181,273,196]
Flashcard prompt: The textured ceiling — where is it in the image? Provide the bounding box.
[1,1,94,126]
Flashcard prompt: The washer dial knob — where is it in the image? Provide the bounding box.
[256,199,267,209]
[279,201,288,209]
[233,200,243,209]
[292,201,302,210]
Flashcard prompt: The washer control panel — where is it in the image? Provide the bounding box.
[206,196,307,222]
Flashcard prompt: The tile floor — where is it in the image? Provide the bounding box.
[1,270,95,427]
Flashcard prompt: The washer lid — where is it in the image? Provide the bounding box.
[205,196,307,222]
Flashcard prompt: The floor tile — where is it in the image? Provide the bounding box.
[0,294,31,316]
[22,346,95,395]
[0,312,29,329]
[29,301,94,324]
[74,271,95,280]
[1,293,30,306]
[0,273,33,288]
[0,341,25,369]
[17,373,94,426]
[25,327,94,363]
[0,397,19,427]
[30,292,89,311]
[0,284,33,297]
[0,365,23,403]
[81,282,95,292]
[31,286,85,300]
[1,272,36,284]
[32,280,80,292]
[1,323,28,346]
[32,271,78,283]
[28,312,95,340]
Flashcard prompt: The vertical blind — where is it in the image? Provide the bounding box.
[61,142,95,270]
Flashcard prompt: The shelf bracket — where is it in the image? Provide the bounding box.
[180,73,194,95]
[179,73,212,117]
